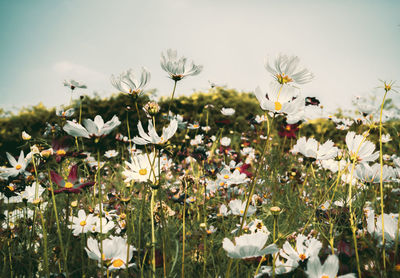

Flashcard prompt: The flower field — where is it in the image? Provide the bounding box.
[1,50,400,277]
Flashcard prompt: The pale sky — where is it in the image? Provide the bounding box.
[0,0,399,112]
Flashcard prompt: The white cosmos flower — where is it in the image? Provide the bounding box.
[19,182,45,203]
[354,163,395,183]
[133,119,178,145]
[255,254,298,277]
[367,209,399,247]
[220,137,231,147]
[56,107,75,118]
[254,84,302,114]
[248,219,270,235]
[280,234,322,263]
[222,232,278,259]
[91,217,115,234]
[70,210,97,236]
[104,150,119,158]
[320,159,347,173]
[228,199,256,217]
[122,152,159,183]
[160,49,203,81]
[345,131,379,163]
[85,236,136,270]
[265,54,314,86]
[221,107,235,116]
[305,255,356,278]
[1,151,31,178]
[381,134,391,143]
[110,67,150,96]
[63,115,121,139]
[63,79,87,90]
[291,137,338,161]
[218,204,231,217]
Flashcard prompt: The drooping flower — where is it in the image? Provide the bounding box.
[160,49,203,81]
[63,115,121,139]
[255,254,298,277]
[222,232,278,259]
[133,119,178,145]
[50,165,94,194]
[291,137,338,161]
[265,54,314,86]
[110,68,150,96]
[305,255,356,278]
[85,236,136,270]
[345,131,379,163]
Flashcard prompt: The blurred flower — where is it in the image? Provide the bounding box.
[381,134,391,143]
[56,107,75,118]
[228,199,256,216]
[367,209,398,247]
[63,115,121,139]
[43,123,62,137]
[160,49,203,81]
[255,254,298,277]
[22,131,31,140]
[221,107,235,116]
[265,54,314,86]
[133,119,178,145]
[104,150,119,158]
[305,254,356,278]
[278,124,299,139]
[220,137,231,147]
[143,101,160,117]
[222,232,278,259]
[291,137,338,161]
[64,79,87,90]
[354,163,395,184]
[110,68,150,96]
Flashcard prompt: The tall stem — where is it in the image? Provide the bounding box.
[379,90,388,271]
[167,80,178,116]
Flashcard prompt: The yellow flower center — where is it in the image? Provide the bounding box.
[395,264,400,271]
[321,276,329,278]
[299,253,307,261]
[65,182,74,188]
[15,164,22,170]
[219,182,225,186]
[240,210,244,215]
[80,220,87,226]
[56,149,66,156]
[285,125,291,131]
[112,259,124,268]
[193,124,199,128]
[256,223,263,229]
[276,73,293,84]
[235,167,241,171]
[7,185,15,191]
[223,174,230,179]
[139,169,147,176]
[274,102,282,111]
